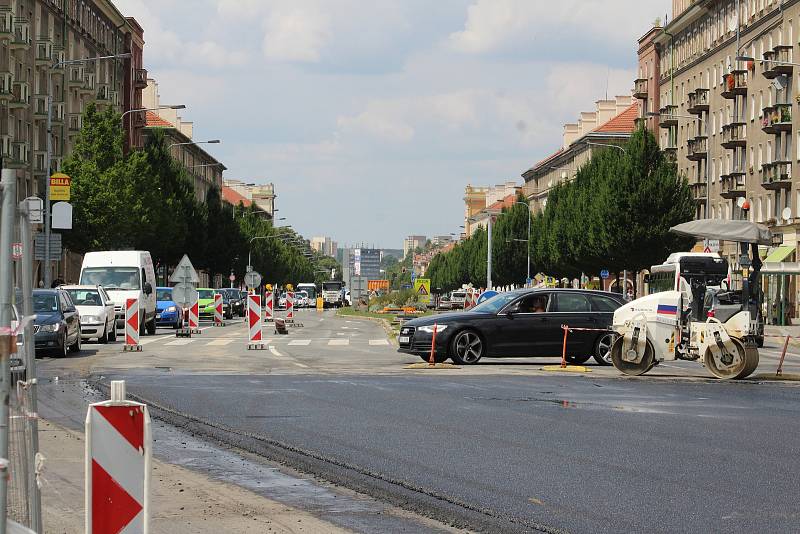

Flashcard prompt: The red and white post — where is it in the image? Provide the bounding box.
[264,289,274,322]
[286,291,294,322]
[214,293,225,327]
[86,380,151,534]
[247,295,264,350]
[123,298,141,352]
[188,301,200,334]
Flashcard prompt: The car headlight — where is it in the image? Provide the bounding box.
[418,324,448,333]
[166,306,177,313]
[39,323,59,333]
[82,316,99,324]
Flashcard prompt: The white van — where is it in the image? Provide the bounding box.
[79,251,157,335]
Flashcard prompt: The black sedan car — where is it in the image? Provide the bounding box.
[398,289,624,365]
[32,288,82,357]
[221,288,245,317]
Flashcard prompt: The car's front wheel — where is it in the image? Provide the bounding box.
[56,332,68,358]
[592,332,617,366]
[99,325,109,344]
[69,327,81,353]
[450,330,484,365]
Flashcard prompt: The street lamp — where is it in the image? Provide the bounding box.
[168,139,221,150]
[586,141,626,153]
[514,201,532,284]
[189,163,224,169]
[121,104,185,125]
[248,228,293,270]
[43,52,131,287]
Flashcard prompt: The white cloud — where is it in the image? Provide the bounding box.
[261,7,331,62]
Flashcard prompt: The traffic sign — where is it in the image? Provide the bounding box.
[600,269,610,279]
[414,278,431,304]
[170,254,199,284]
[23,196,43,223]
[11,242,22,260]
[244,270,262,288]
[34,233,61,260]
[171,283,198,307]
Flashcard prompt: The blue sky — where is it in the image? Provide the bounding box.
[116,0,670,248]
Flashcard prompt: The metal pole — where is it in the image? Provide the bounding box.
[19,201,41,532]
[44,69,54,288]
[526,208,531,283]
[0,169,18,534]
[487,215,493,290]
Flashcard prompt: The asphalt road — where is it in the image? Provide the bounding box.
[38,308,800,533]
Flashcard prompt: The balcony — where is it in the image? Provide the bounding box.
[764,45,794,78]
[0,7,12,36]
[9,81,30,109]
[690,181,707,202]
[634,116,647,130]
[81,72,96,94]
[35,39,53,65]
[721,70,748,98]
[96,83,111,101]
[33,95,48,118]
[687,136,708,161]
[659,104,678,127]
[33,150,47,174]
[720,172,747,199]
[109,90,119,106]
[52,46,65,69]
[52,102,65,124]
[68,113,83,131]
[0,135,11,160]
[687,88,709,114]
[0,71,13,95]
[721,122,747,148]
[663,145,677,161]
[761,161,792,190]
[761,50,777,78]
[67,65,84,86]
[9,141,29,168]
[762,103,792,133]
[633,78,648,99]
[51,156,63,173]
[134,68,147,89]
[132,110,146,128]
[10,19,30,50]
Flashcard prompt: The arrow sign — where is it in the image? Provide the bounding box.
[169,254,199,284]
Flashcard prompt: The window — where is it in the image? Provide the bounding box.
[589,295,621,312]
[759,92,764,116]
[554,293,590,313]
[797,131,800,160]
[757,197,763,221]
[759,144,764,167]
[751,95,756,120]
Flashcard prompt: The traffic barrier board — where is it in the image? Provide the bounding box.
[286,291,294,322]
[247,295,264,349]
[214,293,225,327]
[188,301,200,334]
[123,298,141,351]
[264,290,274,322]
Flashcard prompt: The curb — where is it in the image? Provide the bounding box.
[338,313,398,345]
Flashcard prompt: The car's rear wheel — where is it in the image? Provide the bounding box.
[56,332,68,358]
[69,328,81,353]
[450,330,484,365]
[565,354,591,365]
[99,325,109,344]
[592,332,617,366]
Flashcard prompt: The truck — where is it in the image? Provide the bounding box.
[322,281,345,308]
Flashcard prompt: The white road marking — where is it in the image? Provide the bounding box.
[328,339,349,346]
[288,339,311,346]
[268,345,284,357]
[268,345,309,368]
[137,337,165,346]
[206,339,234,346]
[165,339,194,346]
[369,339,390,346]
[225,331,241,337]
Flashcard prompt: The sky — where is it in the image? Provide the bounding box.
[115,0,671,249]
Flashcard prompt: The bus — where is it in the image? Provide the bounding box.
[297,283,317,306]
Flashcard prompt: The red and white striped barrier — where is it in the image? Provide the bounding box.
[463,290,475,310]
[264,290,274,322]
[214,293,225,327]
[247,295,264,350]
[188,301,200,334]
[286,291,294,322]
[86,380,150,534]
[123,298,141,352]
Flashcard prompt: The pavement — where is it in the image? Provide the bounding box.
[32,308,800,533]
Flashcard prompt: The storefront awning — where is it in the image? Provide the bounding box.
[764,245,795,263]
[761,262,800,275]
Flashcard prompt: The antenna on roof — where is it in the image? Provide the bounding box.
[605,67,609,100]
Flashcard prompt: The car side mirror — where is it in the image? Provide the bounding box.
[144,282,153,295]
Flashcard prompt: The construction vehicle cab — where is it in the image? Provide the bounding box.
[611,219,770,379]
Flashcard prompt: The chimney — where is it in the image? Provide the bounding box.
[563,123,579,148]
[595,99,617,127]
[577,111,598,137]
[615,95,633,115]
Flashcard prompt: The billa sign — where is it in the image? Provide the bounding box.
[49,173,71,201]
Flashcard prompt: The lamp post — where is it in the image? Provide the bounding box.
[43,52,131,287]
[514,201,532,284]
[120,104,185,126]
[168,139,220,150]
[248,227,292,271]
[586,141,627,153]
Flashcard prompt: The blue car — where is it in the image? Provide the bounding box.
[156,287,184,329]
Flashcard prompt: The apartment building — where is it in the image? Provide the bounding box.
[311,236,338,257]
[639,0,800,322]
[463,181,521,235]
[142,78,224,203]
[403,235,426,258]
[224,178,275,218]
[521,96,637,213]
[0,0,145,201]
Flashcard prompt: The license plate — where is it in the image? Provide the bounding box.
[399,336,410,343]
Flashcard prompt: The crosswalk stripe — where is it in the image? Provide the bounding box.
[137,337,166,346]
[328,339,349,346]
[206,339,234,346]
[288,339,311,346]
[369,339,390,346]
[165,339,194,346]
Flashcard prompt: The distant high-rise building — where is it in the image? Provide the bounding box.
[403,235,427,258]
[431,235,453,247]
[311,236,337,257]
[349,247,381,280]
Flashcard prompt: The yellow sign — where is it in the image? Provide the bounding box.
[50,173,71,201]
[414,278,431,304]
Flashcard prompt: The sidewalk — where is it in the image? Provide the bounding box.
[37,419,352,534]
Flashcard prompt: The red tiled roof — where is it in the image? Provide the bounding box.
[221,186,252,208]
[487,193,518,211]
[532,148,564,169]
[145,111,174,128]
[593,102,639,133]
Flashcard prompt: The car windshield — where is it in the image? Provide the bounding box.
[470,292,520,314]
[299,286,317,298]
[156,288,172,301]
[80,267,140,290]
[33,294,59,312]
[66,289,102,306]
[452,292,466,299]
[198,289,214,300]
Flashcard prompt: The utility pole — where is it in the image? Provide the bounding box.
[0,169,17,534]
[487,214,493,290]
